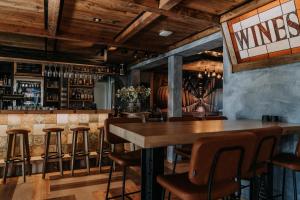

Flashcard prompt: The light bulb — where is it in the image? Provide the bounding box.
[207,72,211,78]
[217,74,222,79]
[204,69,207,74]
[198,73,203,78]
[212,70,216,77]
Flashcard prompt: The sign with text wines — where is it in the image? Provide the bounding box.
[222,0,300,72]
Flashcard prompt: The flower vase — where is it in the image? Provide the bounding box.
[127,102,135,113]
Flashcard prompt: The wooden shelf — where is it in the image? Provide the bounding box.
[69,85,94,88]
[46,87,59,89]
[69,99,93,102]
[46,100,59,102]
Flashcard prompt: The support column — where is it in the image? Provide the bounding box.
[167,55,182,162]
[130,69,141,86]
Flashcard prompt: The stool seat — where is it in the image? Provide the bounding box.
[108,150,141,167]
[6,129,30,135]
[98,126,104,129]
[70,126,90,132]
[43,127,64,133]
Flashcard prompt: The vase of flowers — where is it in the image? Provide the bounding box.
[116,85,151,112]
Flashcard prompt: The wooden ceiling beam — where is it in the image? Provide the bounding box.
[0,23,165,53]
[114,0,184,44]
[47,0,64,36]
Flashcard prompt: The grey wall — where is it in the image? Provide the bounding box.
[223,41,300,199]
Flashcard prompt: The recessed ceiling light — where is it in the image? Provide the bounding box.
[159,30,173,37]
[93,18,102,23]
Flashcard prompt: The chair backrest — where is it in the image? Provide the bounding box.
[104,117,143,144]
[188,132,256,186]
[168,116,201,122]
[205,116,228,120]
[296,138,300,158]
[250,126,282,173]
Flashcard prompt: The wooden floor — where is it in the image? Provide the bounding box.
[0,161,188,200]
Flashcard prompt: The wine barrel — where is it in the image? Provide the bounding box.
[156,86,199,109]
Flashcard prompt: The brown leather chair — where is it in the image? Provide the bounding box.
[170,116,227,176]
[272,136,300,200]
[105,150,141,200]
[241,126,283,200]
[157,132,257,200]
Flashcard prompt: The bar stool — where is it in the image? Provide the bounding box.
[272,137,300,200]
[241,126,282,200]
[42,127,64,179]
[3,128,31,183]
[105,150,141,200]
[97,125,106,172]
[157,132,256,200]
[70,126,90,176]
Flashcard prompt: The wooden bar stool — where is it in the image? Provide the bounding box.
[157,132,256,200]
[105,150,141,200]
[42,127,64,179]
[70,126,90,176]
[272,137,300,200]
[3,128,31,183]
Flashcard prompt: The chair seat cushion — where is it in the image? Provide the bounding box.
[175,145,192,159]
[157,173,239,200]
[109,150,141,167]
[272,153,300,171]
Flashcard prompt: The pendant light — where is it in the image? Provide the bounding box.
[198,72,203,78]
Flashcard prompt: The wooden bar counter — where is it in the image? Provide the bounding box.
[0,109,111,159]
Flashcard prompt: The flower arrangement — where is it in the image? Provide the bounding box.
[116,86,151,103]
[116,86,151,112]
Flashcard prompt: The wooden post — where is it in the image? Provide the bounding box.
[167,55,182,162]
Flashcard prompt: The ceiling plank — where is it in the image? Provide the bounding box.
[159,0,183,10]
[114,0,183,44]
[48,0,63,36]
[114,12,160,43]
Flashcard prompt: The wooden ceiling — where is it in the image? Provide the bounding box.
[0,0,251,65]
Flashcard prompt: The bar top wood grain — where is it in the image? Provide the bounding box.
[109,120,300,148]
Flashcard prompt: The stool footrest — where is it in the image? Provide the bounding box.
[69,151,90,157]
[41,152,65,159]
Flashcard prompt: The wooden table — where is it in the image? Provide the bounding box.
[109,120,300,200]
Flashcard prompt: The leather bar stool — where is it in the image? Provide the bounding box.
[241,126,282,200]
[97,125,105,172]
[3,128,31,183]
[105,150,141,200]
[157,132,256,200]
[69,126,90,176]
[42,127,64,179]
[101,118,143,170]
[170,116,228,175]
[272,137,300,200]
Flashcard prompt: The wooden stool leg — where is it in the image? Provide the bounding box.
[42,132,51,179]
[122,167,127,200]
[57,131,63,176]
[71,131,78,176]
[3,134,13,184]
[20,134,26,182]
[24,134,31,176]
[98,128,104,173]
[84,131,90,174]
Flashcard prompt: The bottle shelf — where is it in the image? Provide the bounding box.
[69,85,94,88]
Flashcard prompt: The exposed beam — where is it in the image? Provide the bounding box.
[114,12,160,43]
[129,31,223,71]
[159,0,183,10]
[0,23,165,53]
[47,0,63,36]
[114,0,219,44]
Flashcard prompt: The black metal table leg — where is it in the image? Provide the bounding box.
[141,147,164,200]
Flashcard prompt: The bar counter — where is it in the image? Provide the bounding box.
[0,109,111,159]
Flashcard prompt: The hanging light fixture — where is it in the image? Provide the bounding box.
[207,72,211,78]
[212,65,216,77]
[217,73,222,79]
[204,68,208,74]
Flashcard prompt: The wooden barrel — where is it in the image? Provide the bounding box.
[156,86,199,109]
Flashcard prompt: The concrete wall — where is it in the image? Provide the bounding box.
[223,41,300,199]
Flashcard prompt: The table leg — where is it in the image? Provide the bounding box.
[141,147,164,200]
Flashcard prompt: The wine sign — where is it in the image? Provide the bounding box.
[222,0,300,72]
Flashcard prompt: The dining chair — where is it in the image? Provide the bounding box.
[157,131,256,200]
